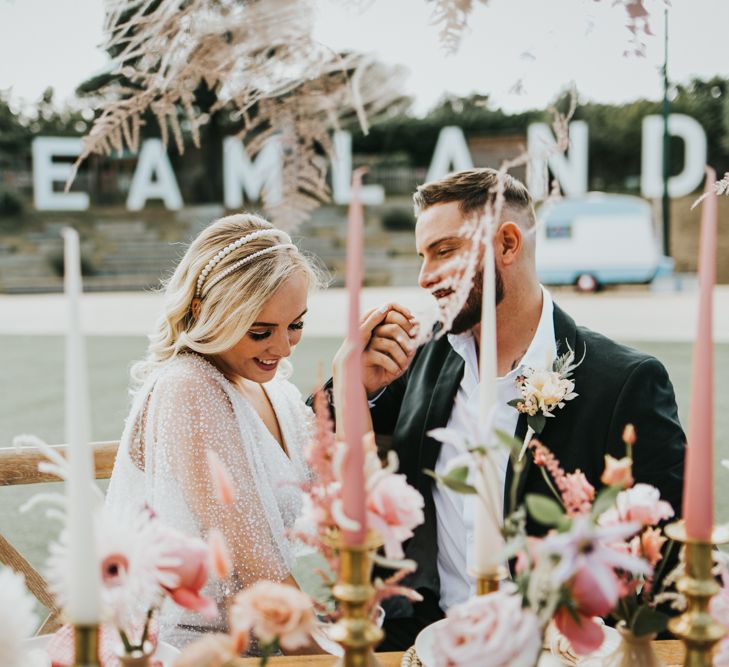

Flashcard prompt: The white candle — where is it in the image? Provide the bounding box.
[474,220,504,577]
[62,227,101,624]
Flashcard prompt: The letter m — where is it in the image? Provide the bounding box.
[223,137,282,209]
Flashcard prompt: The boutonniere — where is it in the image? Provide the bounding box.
[510,343,584,459]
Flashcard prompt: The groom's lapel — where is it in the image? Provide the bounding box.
[504,412,530,516]
[418,347,465,479]
[503,301,579,516]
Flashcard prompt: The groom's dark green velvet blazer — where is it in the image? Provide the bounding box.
[368,302,685,621]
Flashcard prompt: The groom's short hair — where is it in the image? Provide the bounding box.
[413,168,536,228]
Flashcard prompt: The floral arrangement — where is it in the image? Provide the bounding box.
[291,389,426,611]
[16,434,220,663]
[174,580,315,667]
[427,423,678,666]
[14,389,427,665]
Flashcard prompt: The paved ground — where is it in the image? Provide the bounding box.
[2,284,729,342]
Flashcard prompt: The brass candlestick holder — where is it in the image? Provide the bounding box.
[664,521,729,667]
[73,623,101,667]
[327,532,384,667]
[469,565,509,596]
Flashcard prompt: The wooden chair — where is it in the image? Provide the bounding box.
[0,441,118,634]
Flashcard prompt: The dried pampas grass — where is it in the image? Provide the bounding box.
[73,0,406,228]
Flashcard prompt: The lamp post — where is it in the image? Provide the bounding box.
[661,7,671,257]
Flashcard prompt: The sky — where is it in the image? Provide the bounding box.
[0,0,727,116]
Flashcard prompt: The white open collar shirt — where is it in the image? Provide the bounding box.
[433,286,556,611]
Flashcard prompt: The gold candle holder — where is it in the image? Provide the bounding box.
[73,623,101,667]
[664,521,729,667]
[326,532,384,667]
[468,566,509,596]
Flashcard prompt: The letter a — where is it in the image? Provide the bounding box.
[126,139,183,211]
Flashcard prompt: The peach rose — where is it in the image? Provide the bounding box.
[230,582,315,651]
[366,473,424,560]
[601,455,634,488]
[630,527,667,567]
[433,587,541,667]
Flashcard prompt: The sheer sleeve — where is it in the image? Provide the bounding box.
[143,358,291,591]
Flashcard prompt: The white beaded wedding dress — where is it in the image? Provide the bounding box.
[105,352,312,648]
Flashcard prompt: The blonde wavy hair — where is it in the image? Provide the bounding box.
[131,212,323,385]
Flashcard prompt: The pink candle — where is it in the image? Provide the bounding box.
[341,169,368,545]
[682,168,718,541]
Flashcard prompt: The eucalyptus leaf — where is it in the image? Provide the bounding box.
[423,468,478,495]
[630,605,668,637]
[525,494,568,528]
[529,413,547,433]
[494,428,522,453]
[446,466,470,484]
[591,485,621,518]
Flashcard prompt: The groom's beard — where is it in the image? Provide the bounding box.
[448,266,505,335]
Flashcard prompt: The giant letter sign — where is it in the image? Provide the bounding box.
[223,137,282,209]
[32,137,89,211]
[641,114,707,198]
[127,139,183,211]
[527,120,588,200]
[426,126,474,182]
[331,131,384,205]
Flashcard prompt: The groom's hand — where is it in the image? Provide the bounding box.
[360,303,418,395]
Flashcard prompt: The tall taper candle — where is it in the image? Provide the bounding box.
[475,216,504,576]
[682,168,718,541]
[62,228,101,623]
[342,170,367,545]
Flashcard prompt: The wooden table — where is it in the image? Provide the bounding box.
[233,640,685,666]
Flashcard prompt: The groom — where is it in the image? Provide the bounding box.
[359,168,686,650]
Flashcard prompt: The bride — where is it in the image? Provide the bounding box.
[105,213,322,649]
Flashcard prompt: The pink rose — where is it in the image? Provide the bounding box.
[601,455,634,488]
[160,532,217,619]
[603,484,674,527]
[230,582,315,651]
[366,473,424,560]
[433,587,541,667]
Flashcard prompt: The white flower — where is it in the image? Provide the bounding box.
[46,506,182,641]
[512,343,583,431]
[0,568,39,667]
[520,368,576,416]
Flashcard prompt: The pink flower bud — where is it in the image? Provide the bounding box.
[622,424,637,447]
[206,450,236,506]
[208,528,232,580]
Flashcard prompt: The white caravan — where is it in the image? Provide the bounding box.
[535,193,672,291]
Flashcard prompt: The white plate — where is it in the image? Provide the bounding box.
[23,634,180,666]
[413,619,618,667]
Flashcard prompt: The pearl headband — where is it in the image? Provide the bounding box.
[195,229,295,298]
